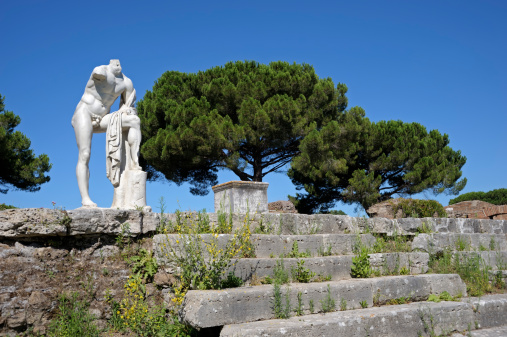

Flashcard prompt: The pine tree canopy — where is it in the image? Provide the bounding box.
[138,61,348,195]
[0,94,51,194]
[288,108,467,213]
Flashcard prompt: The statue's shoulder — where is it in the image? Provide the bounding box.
[91,65,108,80]
[122,74,134,88]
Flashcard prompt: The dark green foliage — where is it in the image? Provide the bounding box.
[390,198,447,218]
[319,209,346,215]
[0,94,51,194]
[289,108,466,213]
[129,248,158,282]
[0,203,17,210]
[221,272,244,288]
[137,61,348,195]
[351,245,372,278]
[449,188,507,206]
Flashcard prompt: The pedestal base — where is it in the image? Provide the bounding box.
[212,181,269,214]
[111,170,148,210]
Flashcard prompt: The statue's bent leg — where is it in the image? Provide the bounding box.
[122,115,142,170]
[72,111,97,207]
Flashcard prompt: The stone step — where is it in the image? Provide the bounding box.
[152,234,375,262]
[220,294,507,337]
[454,251,507,269]
[451,325,507,337]
[2,208,506,239]
[148,211,507,236]
[226,252,429,283]
[412,233,507,253]
[179,274,466,329]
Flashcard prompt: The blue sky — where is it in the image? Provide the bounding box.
[1,0,505,215]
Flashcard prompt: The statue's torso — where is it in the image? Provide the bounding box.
[80,67,129,118]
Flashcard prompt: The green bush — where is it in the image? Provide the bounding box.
[390,198,446,218]
[0,203,16,210]
[449,188,507,205]
[351,245,371,278]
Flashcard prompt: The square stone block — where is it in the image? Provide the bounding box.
[212,181,268,214]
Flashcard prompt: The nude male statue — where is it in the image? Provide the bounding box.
[72,60,142,208]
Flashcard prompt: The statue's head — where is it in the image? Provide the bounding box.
[109,59,122,75]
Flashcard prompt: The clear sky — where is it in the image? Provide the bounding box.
[1,0,505,215]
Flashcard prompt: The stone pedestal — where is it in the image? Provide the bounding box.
[212,181,269,214]
[111,170,147,210]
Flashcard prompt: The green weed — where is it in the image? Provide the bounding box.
[47,292,99,337]
[320,284,336,313]
[291,259,315,283]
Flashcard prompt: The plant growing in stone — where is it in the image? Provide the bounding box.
[317,244,333,257]
[47,292,99,337]
[454,236,470,251]
[296,291,303,316]
[162,211,254,305]
[273,283,291,319]
[489,237,496,251]
[351,245,372,278]
[340,297,347,311]
[320,284,336,313]
[112,273,194,336]
[291,259,316,283]
[129,248,158,282]
[360,300,368,308]
[284,241,311,258]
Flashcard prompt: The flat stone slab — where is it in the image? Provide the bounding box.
[451,325,507,337]
[220,294,507,337]
[226,253,429,283]
[220,301,473,337]
[412,233,507,253]
[464,294,507,330]
[180,274,466,329]
[0,208,161,238]
[152,234,375,262]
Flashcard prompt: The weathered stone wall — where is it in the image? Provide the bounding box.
[444,201,507,220]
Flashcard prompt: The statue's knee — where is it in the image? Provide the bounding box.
[78,149,91,163]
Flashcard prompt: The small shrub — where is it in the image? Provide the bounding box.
[340,297,347,311]
[47,292,99,337]
[455,236,470,251]
[351,245,371,278]
[320,284,336,313]
[291,259,315,283]
[284,241,311,258]
[221,272,244,288]
[273,259,290,284]
[427,291,457,303]
[273,283,291,319]
[296,291,303,316]
[0,203,17,210]
[317,244,333,256]
[130,248,158,282]
[162,211,254,305]
[360,300,368,308]
[390,198,447,218]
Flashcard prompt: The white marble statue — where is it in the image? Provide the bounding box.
[72,60,146,209]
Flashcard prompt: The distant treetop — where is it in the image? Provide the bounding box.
[449,188,507,206]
